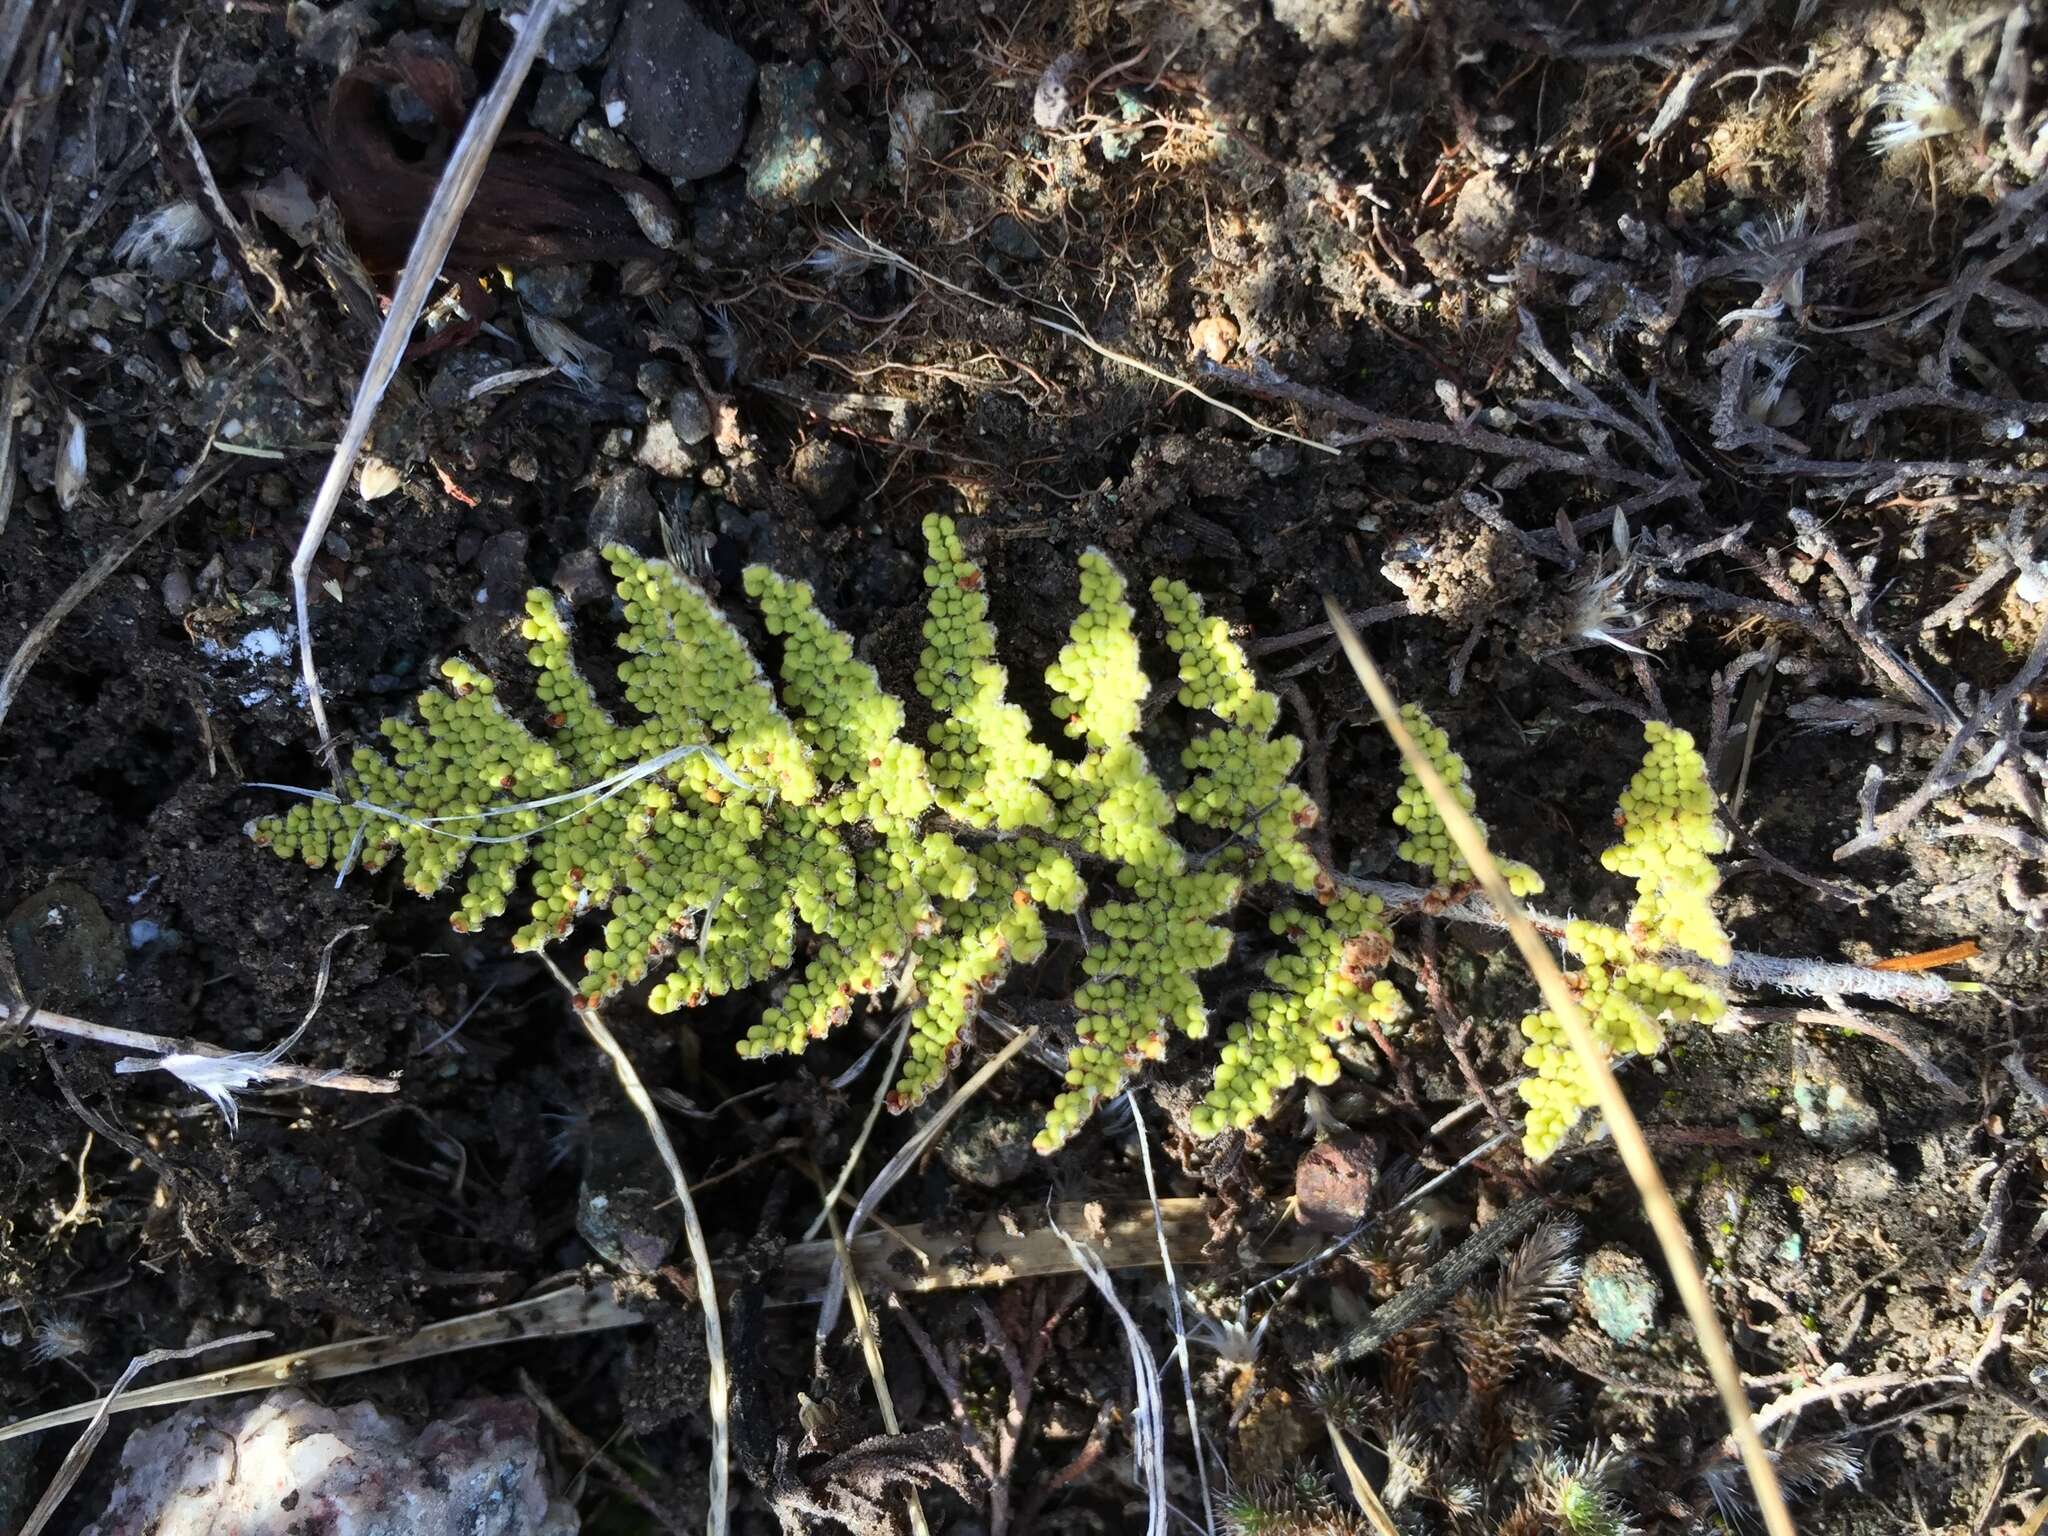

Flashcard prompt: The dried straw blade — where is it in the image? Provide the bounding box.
[813,1026,1039,1351]
[821,1193,933,1536]
[1324,1416,1400,1536]
[546,957,730,1536]
[1319,594,1797,1536]
[289,0,567,760]
[0,1197,1318,1444]
[16,1331,272,1536]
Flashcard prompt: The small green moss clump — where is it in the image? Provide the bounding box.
[1517,921,1725,1159]
[744,565,934,832]
[1602,720,1731,964]
[1154,577,1321,892]
[916,513,1054,832]
[255,520,1348,1149]
[1390,703,1543,898]
[1194,891,1402,1136]
[256,512,1742,1159]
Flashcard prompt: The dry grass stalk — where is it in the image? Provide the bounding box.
[0,458,228,736]
[801,1014,910,1241]
[1325,1416,1401,1536]
[545,956,730,1536]
[827,228,1337,456]
[1321,594,1799,1536]
[812,1026,1039,1353]
[0,1281,644,1442]
[5,1004,396,1097]
[1124,1089,1215,1536]
[0,1197,1318,1444]
[822,1195,933,1536]
[17,1330,272,1536]
[289,0,566,762]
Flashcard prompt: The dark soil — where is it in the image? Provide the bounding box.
[3,1,2047,1533]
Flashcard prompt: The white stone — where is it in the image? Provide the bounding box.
[82,1389,576,1536]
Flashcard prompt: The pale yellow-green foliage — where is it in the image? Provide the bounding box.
[1517,920,1724,1159]
[1603,721,1731,965]
[1194,890,1402,1137]
[255,522,1353,1149]
[1391,703,1543,898]
[1513,722,1732,1159]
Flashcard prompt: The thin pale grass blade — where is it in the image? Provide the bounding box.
[1320,595,1798,1536]
[1053,1224,1168,1536]
[0,1283,636,1443]
[813,1026,1038,1352]
[830,228,1336,457]
[822,1194,933,1536]
[1324,1419,1401,1536]
[2,1197,1321,1445]
[0,459,228,736]
[802,1013,911,1241]
[290,0,567,760]
[11,1005,395,1096]
[17,1330,272,1536]
[1124,1089,1215,1536]
[545,956,729,1536]
[250,742,752,849]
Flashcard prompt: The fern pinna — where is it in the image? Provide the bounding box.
[253,517,1404,1150]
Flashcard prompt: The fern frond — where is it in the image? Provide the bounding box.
[253,513,1744,1157]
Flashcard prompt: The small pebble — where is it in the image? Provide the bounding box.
[1293,1134,1379,1235]
[160,565,194,616]
[987,213,1042,261]
[572,119,641,172]
[790,437,855,516]
[635,418,699,479]
[529,70,591,138]
[937,1102,1038,1189]
[587,468,659,549]
[669,388,712,446]
[577,1116,677,1273]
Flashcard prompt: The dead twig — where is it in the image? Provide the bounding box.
[0,1197,1317,1445]
[1244,601,1414,657]
[167,28,288,320]
[0,1281,640,1443]
[291,0,567,767]
[1012,1403,1113,1536]
[1307,1192,1550,1371]
[1739,1004,1969,1105]
[1418,919,1511,1138]
[813,1027,1039,1357]
[1340,878,1957,1007]
[9,1003,395,1099]
[520,1369,690,1536]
